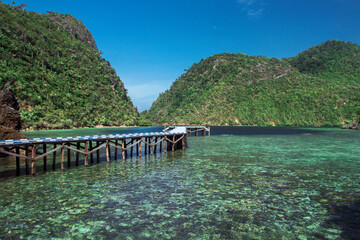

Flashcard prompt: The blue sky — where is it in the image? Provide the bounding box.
[3,0,360,111]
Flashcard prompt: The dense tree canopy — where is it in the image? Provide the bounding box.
[146,41,360,127]
[0,2,138,129]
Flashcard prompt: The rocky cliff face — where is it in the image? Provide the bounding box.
[0,83,27,139]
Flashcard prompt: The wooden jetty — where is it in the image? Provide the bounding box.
[0,128,189,176]
[163,126,210,136]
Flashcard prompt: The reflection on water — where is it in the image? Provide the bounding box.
[0,127,359,239]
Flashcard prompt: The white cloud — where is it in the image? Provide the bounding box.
[237,0,265,18]
[247,8,263,17]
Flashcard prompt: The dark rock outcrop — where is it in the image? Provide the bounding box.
[0,126,27,140]
[0,83,27,140]
[341,121,360,130]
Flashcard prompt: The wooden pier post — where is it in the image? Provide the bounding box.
[67,147,71,167]
[43,144,47,171]
[31,145,37,175]
[16,147,20,176]
[84,141,88,166]
[182,135,186,149]
[61,144,64,170]
[163,138,166,153]
[159,138,162,153]
[90,141,94,163]
[130,138,134,158]
[138,139,142,158]
[123,139,127,158]
[150,137,154,155]
[122,140,126,160]
[144,138,147,155]
[76,142,80,166]
[136,138,139,156]
[106,140,110,162]
[172,135,175,151]
[115,140,118,160]
[52,144,57,171]
[25,146,30,174]
[154,137,157,154]
[96,142,100,163]
[195,129,198,136]
[148,137,151,154]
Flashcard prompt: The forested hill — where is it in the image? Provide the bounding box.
[146,40,360,127]
[0,2,138,129]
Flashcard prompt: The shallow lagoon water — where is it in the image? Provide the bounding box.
[0,127,359,239]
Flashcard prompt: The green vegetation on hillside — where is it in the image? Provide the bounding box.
[146,41,360,127]
[0,2,138,129]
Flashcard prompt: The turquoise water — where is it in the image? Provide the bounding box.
[0,127,359,239]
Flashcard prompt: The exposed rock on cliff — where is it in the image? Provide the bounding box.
[0,83,27,140]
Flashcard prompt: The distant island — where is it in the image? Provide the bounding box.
[0,2,359,134]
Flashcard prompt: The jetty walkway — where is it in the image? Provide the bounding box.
[0,126,210,176]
